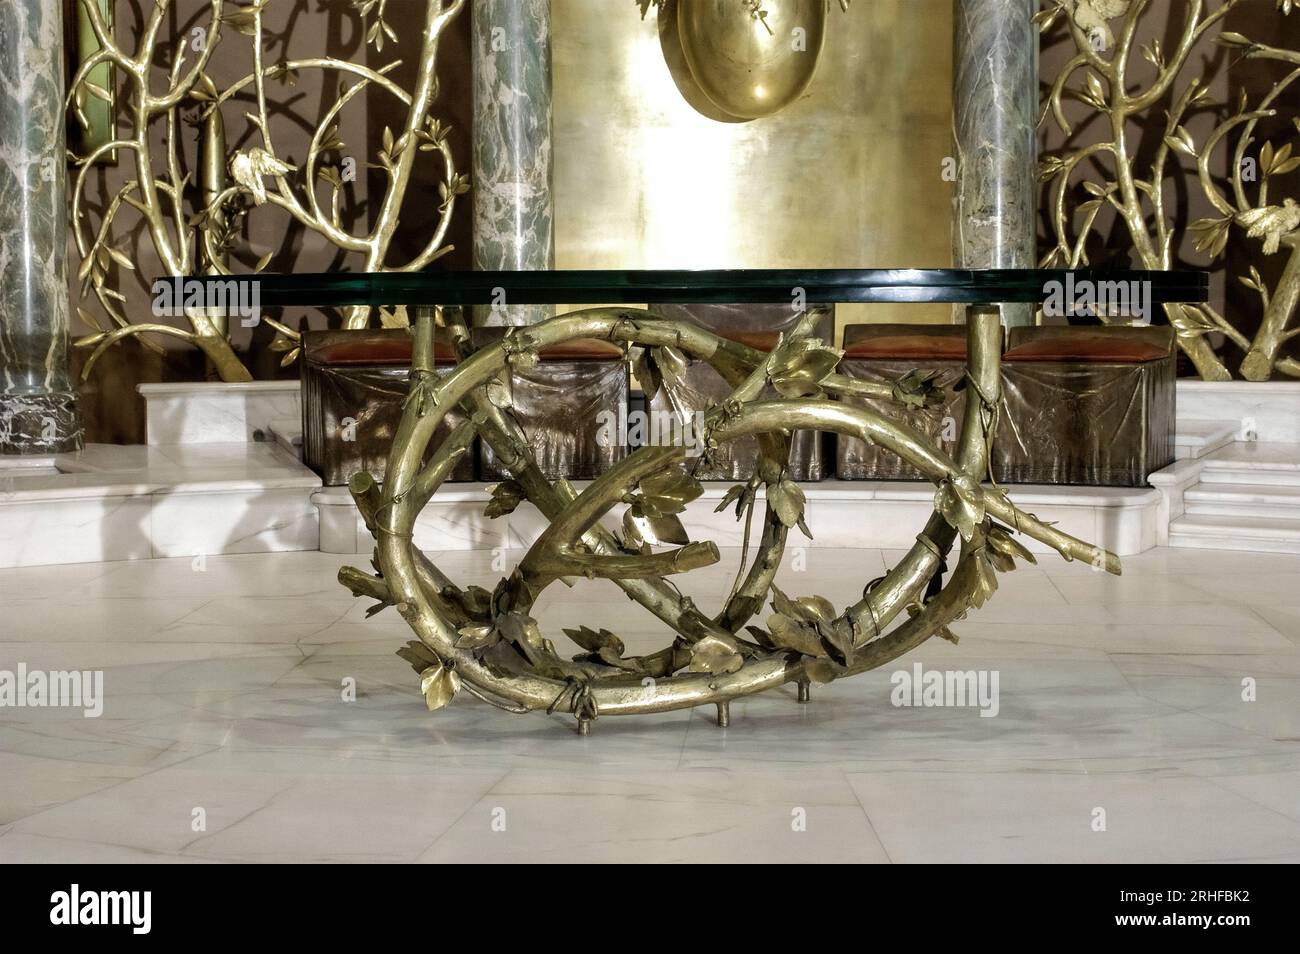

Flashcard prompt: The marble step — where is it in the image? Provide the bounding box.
[1168,512,1300,554]
[1174,420,1237,460]
[0,443,321,569]
[1183,483,1300,518]
[1199,467,1300,487]
[1198,444,1300,487]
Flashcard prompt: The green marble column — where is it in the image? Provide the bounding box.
[0,0,82,453]
[471,0,554,327]
[952,0,1037,327]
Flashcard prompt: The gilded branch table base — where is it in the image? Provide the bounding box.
[241,269,1208,733]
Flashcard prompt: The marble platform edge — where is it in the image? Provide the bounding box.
[0,473,321,503]
[0,443,322,568]
[1174,420,1237,460]
[0,454,58,472]
[137,381,302,396]
[313,479,1162,557]
[0,443,320,503]
[312,479,1163,508]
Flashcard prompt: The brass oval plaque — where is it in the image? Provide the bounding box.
[677,0,827,120]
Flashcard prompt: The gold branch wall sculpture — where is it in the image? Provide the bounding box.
[1039,0,1300,380]
[67,0,468,383]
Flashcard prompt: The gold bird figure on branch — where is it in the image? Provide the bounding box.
[229,147,297,206]
[1237,199,1300,256]
[1067,0,1132,48]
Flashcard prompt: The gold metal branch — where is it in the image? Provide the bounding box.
[67,0,468,383]
[1036,0,1300,380]
[69,0,251,381]
[204,0,468,332]
[1188,34,1300,379]
[365,306,1117,727]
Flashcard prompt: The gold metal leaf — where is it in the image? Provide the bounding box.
[769,338,843,398]
[486,372,514,409]
[687,633,744,674]
[803,657,841,685]
[624,504,689,547]
[935,474,984,542]
[564,626,640,670]
[419,661,460,711]
[715,481,754,519]
[564,625,625,657]
[986,522,1038,572]
[816,616,855,664]
[768,477,810,538]
[396,640,439,675]
[455,623,499,652]
[798,594,836,622]
[957,550,999,611]
[892,369,945,409]
[638,467,703,517]
[497,612,549,668]
[484,480,525,519]
[766,613,826,658]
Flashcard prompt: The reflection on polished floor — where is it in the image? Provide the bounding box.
[2,545,1299,863]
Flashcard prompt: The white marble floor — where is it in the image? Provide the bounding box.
[1,545,1298,863]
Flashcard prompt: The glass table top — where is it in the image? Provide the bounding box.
[199,268,1210,307]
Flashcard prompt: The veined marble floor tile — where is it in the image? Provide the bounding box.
[10,756,300,855]
[0,750,144,825]
[844,769,1300,863]
[420,767,889,864]
[675,668,1287,773]
[1108,650,1300,678]
[952,620,1293,654]
[0,832,219,864]
[95,551,354,600]
[0,596,212,644]
[1042,571,1215,606]
[0,560,119,598]
[1111,547,1300,576]
[1209,770,1300,823]
[171,594,354,629]
[0,639,299,671]
[0,546,1298,862]
[0,717,217,771]
[1163,572,1300,606]
[1248,604,1300,646]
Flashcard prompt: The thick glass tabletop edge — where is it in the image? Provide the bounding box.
[178,268,1210,307]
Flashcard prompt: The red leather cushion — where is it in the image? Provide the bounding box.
[312,338,456,366]
[1003,331,1170,363]
[723,330,780,352]
[843,334,969,361]
[311,336,623,365]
